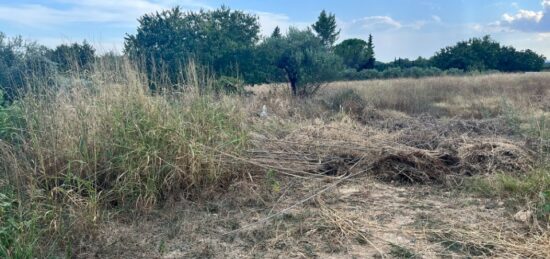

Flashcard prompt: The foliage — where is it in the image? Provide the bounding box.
[384,56,432,69]
[334,38,372,71]
[48,41,95,72]
[124,6,260,88]
[340,66,445,80]
[258,28,342,96]
[0,188,41,258]
[271,26,282,38]
[0,33,57,102]
[212,76,245,95]
[431,35,545,72]
[365,34,375,69]
[311,10,340,47]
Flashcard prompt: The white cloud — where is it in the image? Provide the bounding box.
[0,1,310,38]
[494,0,550,32]
[356,16,403,30]
[341,15,435,37]
[502,10,544,23]
[253,11,309,36]
[0,0,206,27]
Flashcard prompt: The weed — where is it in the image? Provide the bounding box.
[388,243,421,258]
[500,98,522,134]
[429,232,494,257]
[266,169,281,194]
[467,167,550,223]
[0,188,40,258]
[324,88,366,115]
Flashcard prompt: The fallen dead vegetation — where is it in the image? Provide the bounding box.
[246,118,536,185]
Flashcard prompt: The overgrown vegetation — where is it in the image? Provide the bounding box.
[0,61,250,256]
[0,4,549,258]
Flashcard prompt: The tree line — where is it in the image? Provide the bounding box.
[0,6,547,100]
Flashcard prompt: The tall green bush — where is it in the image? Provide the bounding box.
[258,28,342,96]
[124,6,260,88]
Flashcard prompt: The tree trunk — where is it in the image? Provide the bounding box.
[284,67,298,96]
[290,79,297,96]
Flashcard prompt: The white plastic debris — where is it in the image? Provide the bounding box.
[260,104,268,118]
[514,210,532,223]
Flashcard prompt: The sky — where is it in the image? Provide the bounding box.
[0,0,548,62]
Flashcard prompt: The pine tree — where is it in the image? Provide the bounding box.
[311,10,340,47]
[271,26,282,38]
[365,34,376,69]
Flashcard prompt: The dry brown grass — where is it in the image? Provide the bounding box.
[0,60,252,256]
[2,70,549,257]
[233,72,550,257]
[326,73,550,118]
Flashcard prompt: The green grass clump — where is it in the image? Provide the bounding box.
[0,187,41,258]
[0,68,250,255]
[468,167,550,222]
[11,84,248,209]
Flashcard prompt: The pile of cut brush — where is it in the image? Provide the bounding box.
[247,119,535,184]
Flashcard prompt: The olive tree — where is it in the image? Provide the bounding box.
[258,28,342,97]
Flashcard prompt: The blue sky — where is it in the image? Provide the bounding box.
[0,0,548,61]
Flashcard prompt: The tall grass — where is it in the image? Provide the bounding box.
[0,59,249,256]
[328,73,550,118]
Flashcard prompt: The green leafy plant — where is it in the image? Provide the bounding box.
[0,189,40,258]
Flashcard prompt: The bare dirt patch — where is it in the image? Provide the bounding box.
[85,175,548,258]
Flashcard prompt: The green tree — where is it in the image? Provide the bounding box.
[498,47,545,72]
[334,35,375,71]
[365,34,375,69]
[311,10,340,47]
[334,38,369,71]
[0,32,56,102]
[271,26,282,38]
[258,28,342,96]
[49,41,95,72]
[429,35,544,72]
[124,6,260,88]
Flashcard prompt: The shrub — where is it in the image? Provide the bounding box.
[212,76,245,95]
[124,6,260,87]
[444,68,464,76]
[0,33,58,102]
[325,89,366,115]
[382,67,403,78]
[48,41,95,72]
[340,69,381,81]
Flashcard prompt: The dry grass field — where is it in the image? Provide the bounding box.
[1,67,549,257]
